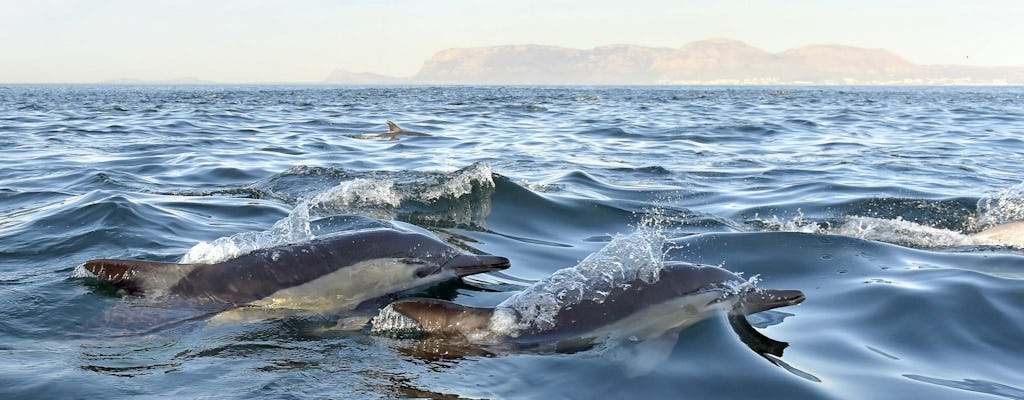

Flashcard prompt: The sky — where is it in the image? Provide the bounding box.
[1,0,1022,83]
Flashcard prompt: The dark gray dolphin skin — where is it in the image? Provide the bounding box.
[374,120,431,141]
[374,262,804,358]
[83,228,510,314]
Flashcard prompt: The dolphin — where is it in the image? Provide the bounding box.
[972,221,1024,247]
[372,261,804,362]
[374,120,431,141]
[83,228,510,316]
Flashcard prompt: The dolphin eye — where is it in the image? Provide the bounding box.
[415,265,440,278]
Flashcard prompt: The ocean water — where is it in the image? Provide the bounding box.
[1,85,1023,399]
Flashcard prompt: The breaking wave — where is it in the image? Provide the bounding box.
[756,182,1024,249]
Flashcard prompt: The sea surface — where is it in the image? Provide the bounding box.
[1,85,1023,399]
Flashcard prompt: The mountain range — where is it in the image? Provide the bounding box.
[325,38,1024,85]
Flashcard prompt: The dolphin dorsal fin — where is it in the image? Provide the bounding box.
[83,258,197,294]
[386,120,402,132]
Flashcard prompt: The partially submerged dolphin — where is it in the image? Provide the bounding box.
[374,120,430,141]
[973,221,1024,247]
[83,228,510,315]
[372,261,804,361]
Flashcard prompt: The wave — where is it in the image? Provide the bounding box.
[0,191,202,259]
[180,162,496,264]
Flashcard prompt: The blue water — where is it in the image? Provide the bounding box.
[2,85,1023,399]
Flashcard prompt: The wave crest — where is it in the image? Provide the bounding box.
[180,163,494,264]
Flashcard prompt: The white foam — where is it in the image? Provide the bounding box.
[418,161,494,202]
[830,216,973,248]
[312,178,401,209]
[761,214,976,248]
[492,227,666,336]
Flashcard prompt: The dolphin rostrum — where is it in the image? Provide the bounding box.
[83,228,510,315]
[372,261,804,362]
[374,120,431,141]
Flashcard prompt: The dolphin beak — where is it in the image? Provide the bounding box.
[442,254,511,277]
[740,289,806,315]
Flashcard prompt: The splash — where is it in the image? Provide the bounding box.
[760,214,977,248]
[830,217,973,248]
[490,226,666,336]
[977,182,1024,228]
[757,210,822,234]
[311,178,401,209]
[180,202,313,264]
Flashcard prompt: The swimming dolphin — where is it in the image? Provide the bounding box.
[374,120,431,141]
[372,262,804,361]
[83,228,510,315]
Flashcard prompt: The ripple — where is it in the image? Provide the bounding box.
[3,85,1024,399]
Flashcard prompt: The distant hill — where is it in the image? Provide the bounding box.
[325,38,1024,85]
[100,76,216,85]
[323,70,408,85]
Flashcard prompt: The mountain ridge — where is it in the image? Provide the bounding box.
[325,38,1024,85]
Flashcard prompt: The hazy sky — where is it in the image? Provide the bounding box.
[2,0,1021,83]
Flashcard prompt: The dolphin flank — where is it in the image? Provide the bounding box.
[83,228,509,315]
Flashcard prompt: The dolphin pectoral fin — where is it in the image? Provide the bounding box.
[82,258,198,294]
[386,120,401,132]
[727,313,789,358]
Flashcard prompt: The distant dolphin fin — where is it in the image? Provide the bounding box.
[389,298,494,336]
[83,258,198,294]
[386,120,402,132]
[727,312,789,358]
